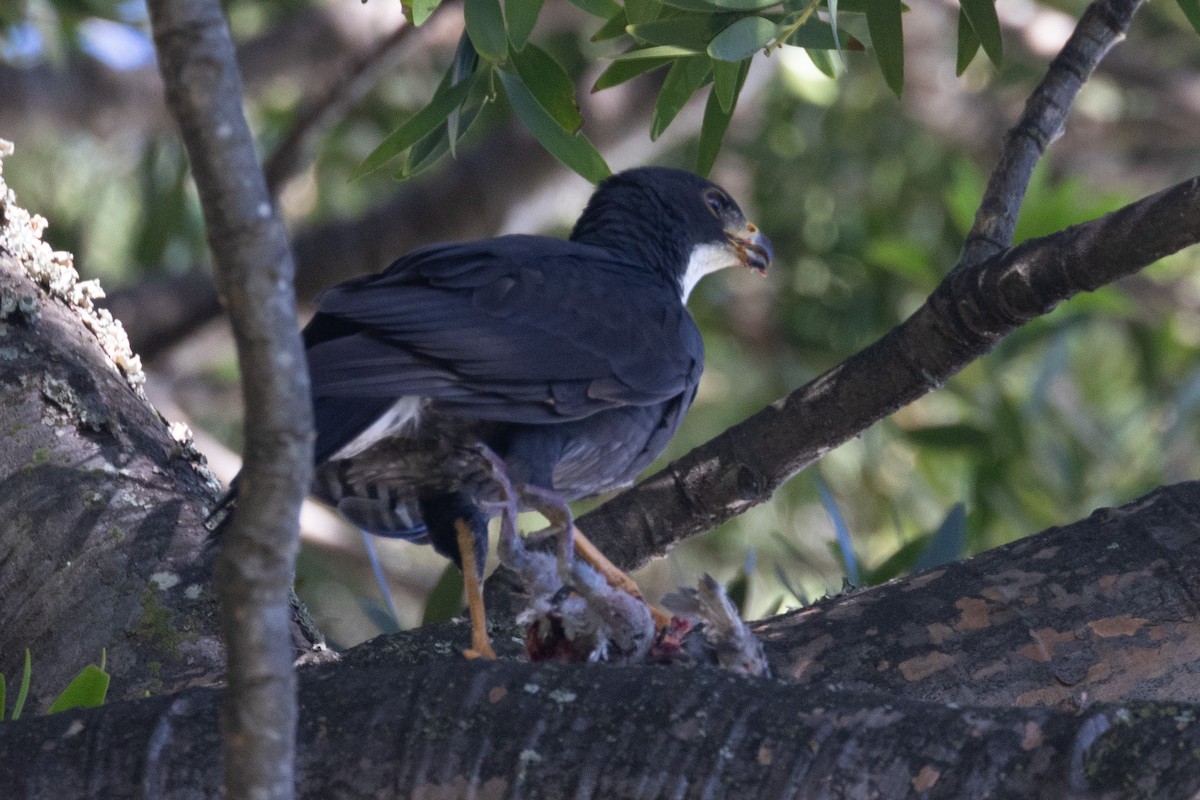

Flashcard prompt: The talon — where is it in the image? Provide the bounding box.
[522,485,578,585]
[464,644,497,661]
[573,526,672,629]
[456,518,497,661]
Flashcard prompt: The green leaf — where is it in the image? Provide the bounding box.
[404,0,441,25]
[914,504,967,572]
[47,664,110,714]
[399,125,452,181]
[400,79,490,180]
[627,13,732,49]
[505,0,543,49]
[447,32,481,157]
[592,6,628,40]
[806,46,838,77]
[499,69,612,183]
[824,0,870,11]
[905,424,994,452]
[610,44,701,59]
[592,56,673,91]
[651,55,711,139]
[708,15,778,61]
[422,563,466,625]
[353,73,478,181]
[725,568,750,615]
[465,0,509,62]
[568,0,620,17]
[512,44,582,132]
[955,7,980,76]
[712,57,742,112]
[819,481,860,587]
[862,537,928,586]
[785,17,840,49]
[959,0,1001,67]
[1178,0,1200,36]
[773,562,807,604]
[12,650,31,721]
[696,59,747,175]
[865,0,903,96]
[625,0,665,24]
[865,236,937,282]
[660,0,779,12]
[827,0,844,63]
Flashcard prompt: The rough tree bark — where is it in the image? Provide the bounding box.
[0,165,221,703]
[2,479,1198,797]
[148,0,313,797]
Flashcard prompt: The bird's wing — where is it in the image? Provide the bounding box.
[306,235,703,428]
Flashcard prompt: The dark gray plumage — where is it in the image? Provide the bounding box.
[304,168,771,575]
[218,167,772,657]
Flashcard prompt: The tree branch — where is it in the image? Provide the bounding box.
[261,14,427,194]
[9,662,1200,799]
[961,0,1143,266]
[6,472,1200,798]
[762,480,1200,706]
[575,0,1182,569]
[0,254,221,705]
[147,0,313,797]
[580,172,1200,570]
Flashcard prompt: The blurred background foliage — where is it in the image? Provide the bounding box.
[3,0,1200,646]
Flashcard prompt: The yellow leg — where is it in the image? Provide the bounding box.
[456,519,496,660]
[573,526,672,629]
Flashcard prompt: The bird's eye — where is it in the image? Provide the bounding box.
[703,189,728,218]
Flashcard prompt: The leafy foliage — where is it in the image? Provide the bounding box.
[360,0,1015,181]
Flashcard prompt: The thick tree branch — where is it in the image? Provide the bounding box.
[4,478,1200,797]
[454,480,1200,709]
[580,174,1200,570]
[8,662,1200,799]
[0,254,221,705]
[147,0,313,797]
[761,480,1200,707]
[961,0,1144,266]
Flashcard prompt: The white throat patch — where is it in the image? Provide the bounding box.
[680,242,738,302]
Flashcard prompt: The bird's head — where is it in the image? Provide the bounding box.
[570,167,773,302]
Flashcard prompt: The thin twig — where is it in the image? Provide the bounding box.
[960,0,1144,268]
[147,0,313,798]
[263,16,428,194]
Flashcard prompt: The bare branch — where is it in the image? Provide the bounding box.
[147,0,313,797]
[262,15,428,194]
[961,0,1144,266]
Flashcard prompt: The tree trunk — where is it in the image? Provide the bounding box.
[0,252,221,708]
